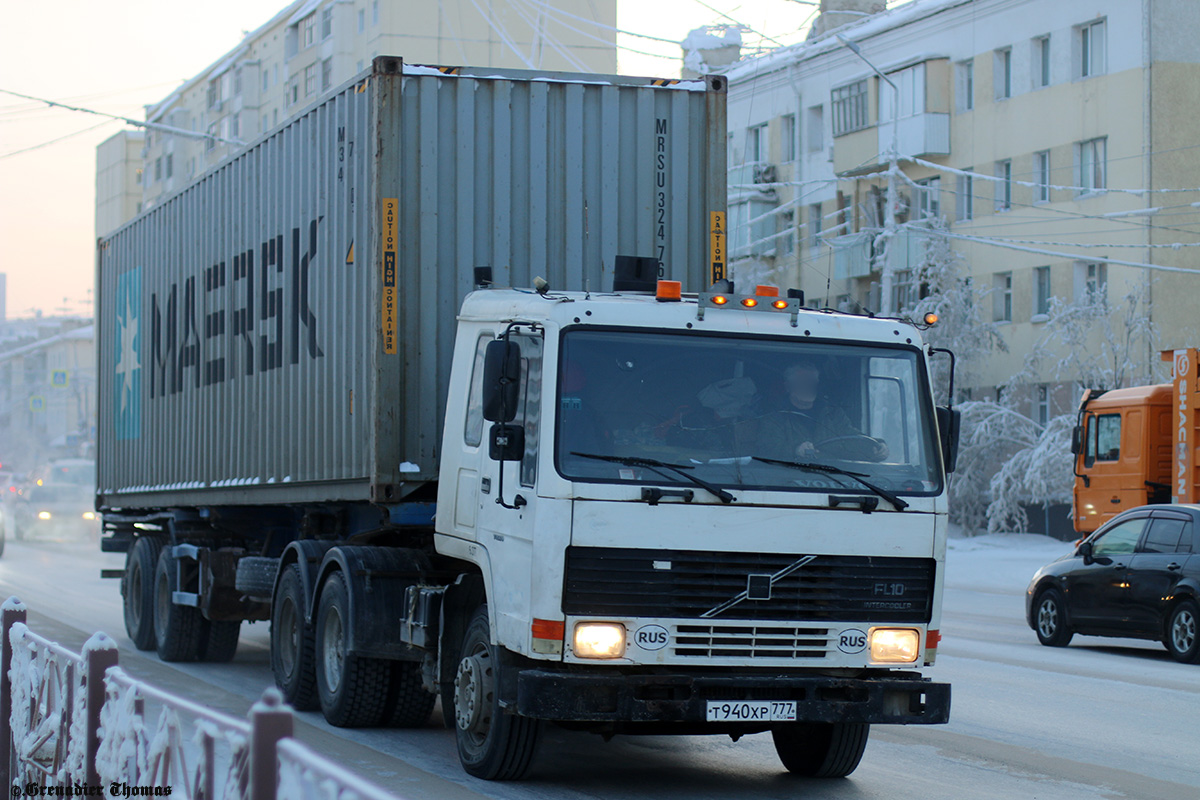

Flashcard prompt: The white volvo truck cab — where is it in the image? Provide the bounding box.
[431,280,955,779]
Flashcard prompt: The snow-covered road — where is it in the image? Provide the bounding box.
[1,533,1195,800]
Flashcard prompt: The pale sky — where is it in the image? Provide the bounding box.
[0,0,818,320]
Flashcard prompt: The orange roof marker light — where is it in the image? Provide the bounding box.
[741,297,758,308]
[922,312,939,326]
[656,280,682,302]
[696,287,802,326]
[754,285,780,297]
[711,294,729,305]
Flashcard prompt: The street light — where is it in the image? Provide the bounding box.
[836,34,901,316]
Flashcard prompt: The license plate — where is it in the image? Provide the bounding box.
[705,700,797,722]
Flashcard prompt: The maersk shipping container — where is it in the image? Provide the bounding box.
[98,57,728,509]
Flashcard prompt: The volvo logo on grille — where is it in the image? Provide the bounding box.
[702,555,817,618]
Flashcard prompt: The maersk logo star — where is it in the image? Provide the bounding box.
[115,292,140,415]
[114,268,142,440]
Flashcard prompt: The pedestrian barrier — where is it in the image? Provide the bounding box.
[0,597,404,800]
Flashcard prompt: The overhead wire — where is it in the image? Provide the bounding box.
[0,119,116,159]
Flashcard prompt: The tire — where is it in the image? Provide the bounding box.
[1034,587,1074,647]
[771,722,870,778]
[154,548,205,662]
[315,572,391,727]
[272,563,319,710]
[200,620,241,663]
[123,537,164,651]
[235,556,280,600]
[453,605,540,780]
[1164,599,1200,663]
[383,660,436,727]
[0,520,7,557]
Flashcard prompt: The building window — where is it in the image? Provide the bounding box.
[831,79,869,136]
[321,7,333,40]
[263,69,269,91]
[154,157,162,182]
[229,113,239,139]
[995,160,1012,211]
[135,168,142,185]
[372,0,379,25]
[165,154,173,179]
[206,123,218,152]
[955,59,974,111]
[273,109,279,125]
[781,210,795,255]
[809,202,823,251]
[1075,262,1107,301]
[358,9,365,33]
[1037,385,1050,426]
[233,69,242,96]
[1033,265,1051,317]
[894,270,916,312]
[745,124,766,163]
[994,271,1012,322]
[321,58,333,92]
[207,79,220,110]
[879,63,925,123]
[1034,150,1051,203]
[806,105,824,153]
[302,13,317,48]
[956,171,974,221]
[916,176,940,219]
[994,48,1012,99]
[1079,19,1106,78]
[1077,137,1106,193]
[304,63,317,97]
[781,114,796,162]
[1033,35,1051,88]
[286,77,299,107]
[262,113,268,132]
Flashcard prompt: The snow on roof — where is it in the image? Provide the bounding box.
[726,0,973,84]
[0,325,93,364]
[287,0,321,26]
[682,27,743,52]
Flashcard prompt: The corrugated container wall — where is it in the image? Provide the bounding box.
[97,57,727,510]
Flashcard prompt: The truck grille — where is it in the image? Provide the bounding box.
[674,623,830,659]
[563,547,934,623]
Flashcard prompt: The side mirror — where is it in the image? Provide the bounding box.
[1070,425,1082,455]
[936,406,961,474]
[482,340,521,422]
[489,423,525,461]
[1078,540,1093,564]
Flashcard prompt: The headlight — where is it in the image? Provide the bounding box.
[37,511,52,521]
[573,622,626,659]
[82,512,96,520]
[869,628,920,663]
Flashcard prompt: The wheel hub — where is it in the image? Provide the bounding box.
[1172,608,1195,653]
[454,651,493,732]
[322,608,344,692]
[1038,598,1057,637]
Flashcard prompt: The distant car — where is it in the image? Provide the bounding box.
[1026,505,1200,663]
[11,481,98,541]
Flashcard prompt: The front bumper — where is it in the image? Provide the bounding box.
[517,669,950,725]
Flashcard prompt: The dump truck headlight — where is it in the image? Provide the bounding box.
[869,628,920,663]
[82,512,96,520]
[573,622,626,659]
[37,511,52,521]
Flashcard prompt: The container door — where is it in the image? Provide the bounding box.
[476,334,544,648]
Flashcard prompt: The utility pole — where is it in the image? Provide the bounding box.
[837,35,900,315]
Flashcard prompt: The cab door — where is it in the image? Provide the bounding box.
[1077,411,1136,529]
[1126,513,1193,635]
[1064,514,1145,632]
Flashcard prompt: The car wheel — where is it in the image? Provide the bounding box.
[123,536,164,650]
[1165,599,1200,663]
[772,722,870,778]
[271,563,319,710]
[314,571,391,727]
[454,605,541,780]
[1034,587,1074,647]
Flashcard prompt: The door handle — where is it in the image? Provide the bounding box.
[1168,562,1183,571]
[1113,563,1126,569]
[1109,497,1121,504]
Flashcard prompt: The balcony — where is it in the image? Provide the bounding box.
[878,112,950,159]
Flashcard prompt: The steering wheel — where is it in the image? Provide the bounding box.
[814,434,886,461]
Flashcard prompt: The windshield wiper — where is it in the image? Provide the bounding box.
[751,456,908,511]
[570,452,736,504]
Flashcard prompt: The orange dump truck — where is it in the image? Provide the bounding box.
[1071,348,1200,533]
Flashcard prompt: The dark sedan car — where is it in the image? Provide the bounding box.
[1026,504,1200,663]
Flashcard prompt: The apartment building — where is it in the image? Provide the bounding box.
[725,0,1200,404]
[95,0,617,235]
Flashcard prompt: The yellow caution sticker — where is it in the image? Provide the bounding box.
[381,199,398,354]
[710,211,726,286]
[345,241,354,265]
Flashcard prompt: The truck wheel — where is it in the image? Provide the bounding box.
[1165,599,1200,663]
[272,563,319,710]
[200,620,241,663]
[154,548,204,662]
[235,556,280,600]
[315,571,390,726]
[123,536,163,651]
[772,722,870,778]
[1034,588,1074,647]
[453,605,540,780]
[384,661,436,727]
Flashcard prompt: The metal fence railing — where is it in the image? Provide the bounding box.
[0,597,407,800]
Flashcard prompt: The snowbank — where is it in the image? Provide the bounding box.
[946,531,1073,595]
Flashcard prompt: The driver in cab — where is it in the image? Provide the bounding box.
[757,359,888,462]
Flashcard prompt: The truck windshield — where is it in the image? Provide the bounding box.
[556,329,942,496]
